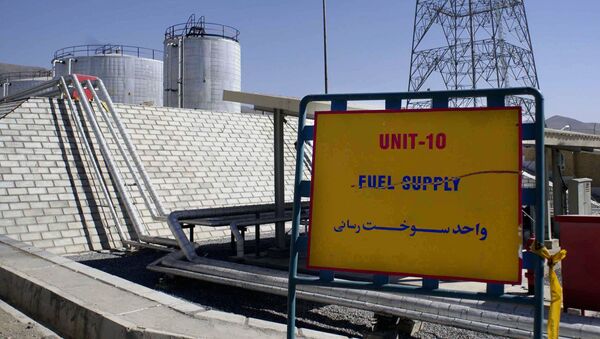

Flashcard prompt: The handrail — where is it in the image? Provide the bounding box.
[53,44,164,61]
[165,15,239,42]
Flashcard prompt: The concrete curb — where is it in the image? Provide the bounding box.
[0,298,61,338]
[0,235,345,338]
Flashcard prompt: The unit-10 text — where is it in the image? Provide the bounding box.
[379,133,446,150]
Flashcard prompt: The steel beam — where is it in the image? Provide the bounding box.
[274,109,286,249]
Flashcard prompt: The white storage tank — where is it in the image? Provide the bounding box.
[163,15,241,112]
[52,44,163,106]
[0,70,53,99]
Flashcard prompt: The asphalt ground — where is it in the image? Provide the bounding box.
[69,238,507,338]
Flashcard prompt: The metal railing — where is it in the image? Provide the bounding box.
[52,44,164,61]
[164,14,239,42]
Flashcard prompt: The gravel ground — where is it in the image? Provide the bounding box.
[0,301,59,339]
[69,243,506,338]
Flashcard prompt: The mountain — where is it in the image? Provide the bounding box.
[546,115,600,135]
[0,62,48,75]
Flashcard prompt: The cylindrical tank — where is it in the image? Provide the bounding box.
[0,70,53,99]
[52,44,163,106]
[163,15,241,112]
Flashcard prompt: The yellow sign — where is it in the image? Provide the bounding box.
[307,107,522,283]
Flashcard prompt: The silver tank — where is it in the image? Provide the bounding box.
[0,71,53,99]
[52,45,163,106]
[163,15,241,112]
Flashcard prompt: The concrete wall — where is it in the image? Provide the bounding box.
[0,97,302,254]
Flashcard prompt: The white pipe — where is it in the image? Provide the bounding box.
[0,79,59,103]
[2,82,9,97]
[67,58,77,75]
[51,60,62,78]
[58,77,129,244]
[94,79,168,219]
[69,75,149,239]
[178,37,184,108]
[86,80,160,220]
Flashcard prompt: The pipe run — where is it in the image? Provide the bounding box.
[93,79,168,219]
[1,75,176,248]
[150,251,600,339]
[59,77,128,244]
[0,78,59,103]
[69,75,150,239]
[167,202,302,262]
[66,75,176,247]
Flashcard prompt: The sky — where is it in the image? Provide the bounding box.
[0,0,599,122]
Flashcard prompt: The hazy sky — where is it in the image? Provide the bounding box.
[1,0,599,121]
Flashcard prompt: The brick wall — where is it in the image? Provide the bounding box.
[0,97,305,253]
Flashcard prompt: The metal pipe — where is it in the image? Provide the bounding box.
[51,60,61,78]
[178,37,184,108]
[322,0,329,94]
[288,96,311,339]
[67,58,77,75]
[274,110,286,249]
[2,82,9,97]
[69,74,149,240]
[0,78,59,103]
[551,148,564,237]
[150,264,531,338]
[86,80,160,220]
[167,202,302,261]
[94,79,169,218]
[533,90,545,339]
[229,221,244,257]
[58,77,129,244]
[152,253,600,338]
[138,235,178,247]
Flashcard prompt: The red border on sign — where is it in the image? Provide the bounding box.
[306,106,523,285]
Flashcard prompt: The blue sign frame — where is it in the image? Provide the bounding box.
[287,88,545,338]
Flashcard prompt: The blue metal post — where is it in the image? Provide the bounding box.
[533,92,545,339]
[287,99,310,339]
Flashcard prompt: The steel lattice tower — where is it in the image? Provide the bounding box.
[408,0,539,120]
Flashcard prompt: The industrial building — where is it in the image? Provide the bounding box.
[1,3,600,339]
